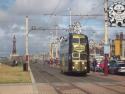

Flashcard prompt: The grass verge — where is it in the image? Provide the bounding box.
[0,63,31,83]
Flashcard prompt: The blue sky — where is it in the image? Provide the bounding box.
[0,0,124,57]
[0,0,15,10]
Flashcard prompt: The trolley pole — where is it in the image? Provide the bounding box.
[24,16,29,71]
[104,0,109,76]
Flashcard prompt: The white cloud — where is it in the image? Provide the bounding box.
[0,28,5,37]
[71,0,103,15]
[10,0,70,15]
[0,10,8,21]
[11,24,19,29]
[0,0,124,56]
[10,0,104,16]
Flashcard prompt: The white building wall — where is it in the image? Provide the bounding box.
[122,40,125,60]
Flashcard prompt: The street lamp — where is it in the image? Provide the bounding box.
[104,0,110,76]
[23,16,29,71]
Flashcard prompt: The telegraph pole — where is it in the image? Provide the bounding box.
[104,0,109,45]
[104,0,109,76]
[24,16,29,71]
[69,8,72,27]
[49,32,54,66]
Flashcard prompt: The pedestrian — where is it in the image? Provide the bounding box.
[93,58,97,72]
[15,60,18,66]
[104,56,109,76]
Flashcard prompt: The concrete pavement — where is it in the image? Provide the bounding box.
[0,64,125,94]
[0,83,34,94]
[0,83,58,94]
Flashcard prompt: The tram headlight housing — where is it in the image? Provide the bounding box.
[82,62,84,65]
[75,62,78,65]
[85,67,87,70]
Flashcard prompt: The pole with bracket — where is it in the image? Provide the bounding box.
[104,0,109,76]
[24,16,29,71]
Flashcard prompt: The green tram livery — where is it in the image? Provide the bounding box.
[60,33,90,74]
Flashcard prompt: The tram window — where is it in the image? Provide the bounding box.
[80,38,86,44]
[73,58,79,60]
[72,53,79,60]
[73,38,79,43]
[73,53,79,57]
[80,54,87,60]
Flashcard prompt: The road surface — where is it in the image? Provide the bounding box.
[30,62,125,94]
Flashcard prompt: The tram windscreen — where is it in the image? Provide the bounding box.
[73,38,79,43]
[80,54,87,60]
[80,38,86,44]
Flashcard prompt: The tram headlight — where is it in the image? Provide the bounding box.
[85,67,87,70]
[82,62,84,65]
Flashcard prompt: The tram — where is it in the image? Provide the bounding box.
[60,33,90,74]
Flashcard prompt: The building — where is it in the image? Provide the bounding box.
[111,32,125,60]
[122,40,125,60]
[10,35,19,61]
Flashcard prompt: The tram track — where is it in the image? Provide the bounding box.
[80,76,125,94]
[94,83,125,94]
[47,65,125,94]
[31,63,89,94]
[31,63,62,94]
[30,63,125,94]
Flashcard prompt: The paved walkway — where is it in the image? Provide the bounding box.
[0,83,59,94]
[0,83,34,94]
[0,71,125,94]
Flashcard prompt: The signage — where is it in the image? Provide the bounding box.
[108,2,125,27]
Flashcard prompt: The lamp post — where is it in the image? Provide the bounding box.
[49,31,54,66]
[24,16,29,71]
[104,0,109,76]
[55,25,59,65]
[92,31,97,57]
[49,43,53,66]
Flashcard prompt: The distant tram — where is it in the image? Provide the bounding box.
[60,33,90,74]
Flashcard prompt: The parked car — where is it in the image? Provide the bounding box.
[109,60,117,66]
[108,63,125,75]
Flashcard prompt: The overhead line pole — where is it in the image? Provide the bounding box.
[104,0,109,45]
[104,0,109,76]
[55,25,59,65]
[24,16,29,71]
[69,8,72,27]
